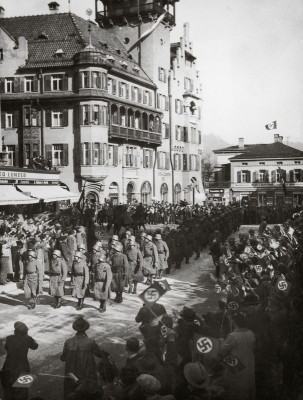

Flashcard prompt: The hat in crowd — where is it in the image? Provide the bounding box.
[146,235,153,242]
[28,250,37,259]
[154,234,162,240]
[141,232,147,237]
[180,306,196,322]
[126,337,140,353]
[135,352,162,375]
[74,251,83,259]
[184,362,209,389]
[128,236,136,245]
[93,243,101,252]
[72,316,90,333]
[53,250,62,258]
[126,230,131,236]
[60,233,68,241]
[113,242,123,252]
[136,374,161,394]
[97,251,107,262]
[14,321,28,334]
[78,244,86,251]
[112,235,119,242]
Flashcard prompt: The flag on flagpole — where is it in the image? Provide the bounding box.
[265,121,277,130]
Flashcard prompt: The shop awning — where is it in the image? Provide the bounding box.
[0,185,39,205]
[17,185,79,203]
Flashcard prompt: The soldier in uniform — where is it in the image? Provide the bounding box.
[71,251,89,310]
[107,234,120,259]
[110,242,129,303]
[154,233,169,279]
[49,249,67,309]
[174,228,186,269]
[139,232,147,252]
[126,236,144,294]
[192,224,201,260]
[142,234,159,285]
[163,229,176,274]
[121,230,131,253]
[23,250,41,309]
[94,251,112,313]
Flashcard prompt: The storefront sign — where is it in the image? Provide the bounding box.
[0,170,60,182]
[209,189,224,194]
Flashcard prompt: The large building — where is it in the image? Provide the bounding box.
[0,0,203,205]
[204,134,303,207]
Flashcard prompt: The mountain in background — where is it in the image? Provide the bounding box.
[203,134,231,155]
[287,141,303,152]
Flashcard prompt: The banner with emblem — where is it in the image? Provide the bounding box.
[192,334,221,360]
[275,277,291,296]
[13,374,37,388]
[138,281,168,304]
[222,354,246,373]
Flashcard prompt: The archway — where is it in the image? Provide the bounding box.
[175,183,181,204]
[120,106,126,126]
[160,183,168,202]
[141,181,152,205]
[135,110,141,129]
[128,108,134,128]
[142,112,148,131]
[126,181,135,204]
[109,182,119,205]
[85,191,98,207]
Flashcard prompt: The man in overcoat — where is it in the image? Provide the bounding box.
[49,249,68,309]
[71,251,89,310]
[110,242,129,303]
[94,251,112,312]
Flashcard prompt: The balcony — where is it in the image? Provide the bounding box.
[109,124,161,146]
[204,181,230,189]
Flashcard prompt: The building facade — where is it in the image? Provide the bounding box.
[205,135,303,207]
[0,0,203,205]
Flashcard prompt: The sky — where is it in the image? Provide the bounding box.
[2,0,303,145]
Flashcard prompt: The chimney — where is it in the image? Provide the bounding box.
[238,138,244,149]
[48,2,60,13]
[183,22,190,47]
[0,6,5,18]
[274,133,279,142]
[278,135,283,143]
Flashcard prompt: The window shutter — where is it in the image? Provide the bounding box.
[184,127,188,142]
[265,170,269,182]
[299,169,303,182]
[198,131,202,144]
[97,73,102,88]
[62,75,68,91]
[98,106,102,125]
[103,143,108,165]
[281,169,287,182]
[175,126,178,140]
[19,77,24,92]
[14,145,19,167]
[247,171,251,183]
[237,171,241,183]
[165,153,170,170]
[190,79,194,92]
[143,91,147,104]
[45,110,52,127]
[104,106,108,125]
[80,143,84,165]
[149,92,152,106]
[119,82,122,97]
[143,149,146,168]
[174,154,177,170]
[175,99,178,113]
[131,86,135,101]
[138,88,142,103]
[112,79,117,95]
[183,154,187,171]
[289,170,294,182]
[165,96,169,111]
[126,84,129,99]
[13,77,20,93]
[196,155,200,171]
[158,67,161,81]
[253,171,257,182]
[149,150,153,168]
[0,78,5,93]
[157,94,161,109]
[1,111,5,129]
[79,105,84,126]
[157,152,161,169]
[98,143,103,165]
[113,146,118,166]
[13,110,19,128]
[45,145,52,164]
[180,100,184,114]
[184,77,187,90]
[165,123,169,139]
[62,144,69,166]
[63,109,68,126]
[271,170,276,183]
[198,106,201,120]
[44,75,51,91]
[102,73,107,90]
[87,143,92,165]
[189,154,192,171]
[33,77,39,92]
[164,69,167,83]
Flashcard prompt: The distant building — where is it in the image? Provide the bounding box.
[205,134,303,207]
[0,0,203,205]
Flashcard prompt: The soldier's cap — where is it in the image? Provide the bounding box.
[97,252,107,262]
[93,244,101,251]
[184,362,209,389]
[154,234,162,240]
[72,316,90,332]
[28,250,37,259]
[14,321,28,334]
[112,235,119,242]
[128,236,136,245]
[113,242,123,252]
[74,251,83,259]
[141,232,147,237]
[126,230,131,236]
[53,249,62,258]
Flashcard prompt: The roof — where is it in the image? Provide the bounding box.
[0,13,153,83]
[228,142,303,161]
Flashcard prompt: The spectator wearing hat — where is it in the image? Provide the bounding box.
[60,317,108,399]
[23,250,42,309]
[121,230,132,254]
[76,226,87,250]
[1,321,38,400]
[142,235,159,285]
[126,236,144,295]
[112,367,143,400]
[71,251,89,310]
[154,234,169,279]
[182,362,210,400]
[209,231,222,278]
[136,373,175,400]
[110,242,129,303]
[49,249,68,309]
[93,251,112,313]
[124,338,142,370]
[220,312,256,400]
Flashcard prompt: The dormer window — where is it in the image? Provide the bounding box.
[99,41,108,49]
[259,162,265,165]
[121,61,128,68]
[55,49,64,58]
[132,65,140,73]
[106,55,115,64]
[116,48,121,54]
[38,31,49,40]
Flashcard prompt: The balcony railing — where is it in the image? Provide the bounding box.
[204,181,230,189]
[110,124,161,145]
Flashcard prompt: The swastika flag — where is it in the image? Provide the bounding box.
[265,121,277,130]
[275,278,292,297]
[223,354,246,373]
[192,334,221,360]
[13,374,37,388]
[139,281,167,304]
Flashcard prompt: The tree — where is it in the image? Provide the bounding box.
[201,154,216,183]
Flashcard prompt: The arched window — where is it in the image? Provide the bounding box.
[175,183,181,203]
[120,106,126,126]
[160,183,168,202]
[155,116,161,133]
[135,110,141,129]
[128,109,134,128]
[111,104,118,125]
[142,112,148,131]
[141,181,152,205]
[149,114,154,132]
[126,181,135,203]
[109,182,119,205]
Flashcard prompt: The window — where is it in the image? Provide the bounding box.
[52,74,63,90]
[175,99,183,114]
[91,71,101,88]
[6,145,15,166]
[184,77,193,92]
[24,106,40,127]
[46,144,68,166]
[83,105,90,125]
[81,143,91,165]
[294,169,301,182]
[259,170,266,182]
[157,94,167,110]
[52,144,64,166]
[92,105,99,124]
[183,127,188,142]
[32,143,39,159]
[157,151,169,170]
[258,194,267,206]
[25,76,34,92]
[143,90,149,105]
[241,171,250,183]
[108,145,118,167]
[183,154,188,171]
[5,113,13,128]
[191,127,197,143]
[259,162,265,165]
[294,194,302,207]
[5,78,14,93]
[52,111,63,127]
[174,154,182,170]
[143,149,153,168]
[294,161,301,165]
[198,131,202,144]
[162,123,169,139]
[25,144,30,166]
[158,67,167,82]
[108,78,117,95]
[242,163,248,166]
[125,146,137,167]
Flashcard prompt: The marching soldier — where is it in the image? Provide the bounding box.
[49,249,67,309]
[142,234,159,285]
[94,251,112,313]
[154,233,169,279]
[71,251,89,310]
[163,229,176,274]
[122,230,131,254]
[23,250,41,310]
[108,234,120,259]
[126,236,144,294]
[174,228,186,269]
[110,242,129,303]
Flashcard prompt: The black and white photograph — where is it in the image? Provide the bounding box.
[0,0,303,399]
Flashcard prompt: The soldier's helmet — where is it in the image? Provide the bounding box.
[128,236,136,246]
[155,234,162,240]
[113,242,123,252]
[97,251,107,262]
[78,244,86,252]
[146,235,153,242]
[28,250,37,259]
[112,235,119,242]
[53,249,62,258]
[93,243,100,252]
[74,251,83,260]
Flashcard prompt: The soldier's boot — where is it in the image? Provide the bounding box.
[79,298,84,310]
[132,283,137,294]
[158,270,163,279]
[30,297,37,310]
[76,299,81,310]
[175,262,181,269]
[117,292,123,303]
[185,257,189,264]
[166,266,171,274]
[99,300,105,312]
[102,301,107,312]
[128,284,133,294]
[56,297,62,309]
[53,297,59,308]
